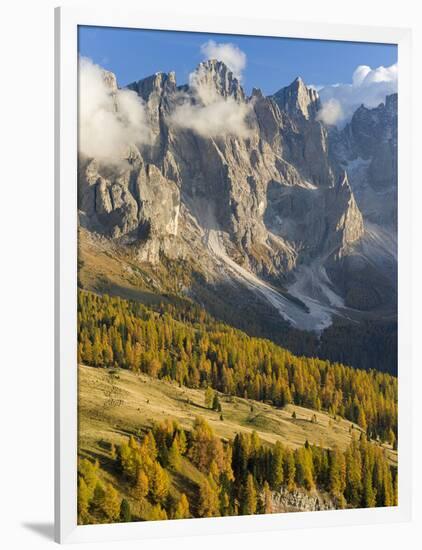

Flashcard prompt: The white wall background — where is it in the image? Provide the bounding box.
[0,0,420,548]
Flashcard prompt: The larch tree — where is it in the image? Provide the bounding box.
[174,493,190,519]
[78,477,91,523]
[284,448,296,491]
[168,438,181,469]
[270,441,284,489]
[149,461,169,504]
[262,481,273,514]
[198,477,220,518]
[242,473,257,515]
[101,483,121,522]
[205,387,214,409]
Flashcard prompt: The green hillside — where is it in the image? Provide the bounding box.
[77,289,398,525]
[77,290,397,443]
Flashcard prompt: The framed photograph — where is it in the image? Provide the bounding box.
[55,6,412,544]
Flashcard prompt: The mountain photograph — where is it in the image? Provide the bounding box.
[76,27,398,524]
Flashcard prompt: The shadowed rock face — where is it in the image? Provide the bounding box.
[78,60,397,334]
[330,93,398,227]
[265,172,363,263]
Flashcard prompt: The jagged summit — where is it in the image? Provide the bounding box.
[385,92,397,110]
[251,87,264,98]
[78,62,397,339]
[126,71,177,101]
[189,59,245,102]
[102,70,118,93]
[125,60,246,103]
[272,76,320,121]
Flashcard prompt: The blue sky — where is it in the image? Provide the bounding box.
[78,26,397,96]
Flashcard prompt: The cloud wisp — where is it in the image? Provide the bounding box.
[169,43,251,139]
[317,63,397,126]
[78,57,150,161]
[169,94,252,139]
[200,40,247,80]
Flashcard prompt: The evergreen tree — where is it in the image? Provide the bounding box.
[363,473,376,508]
[212,393,222,412]
[219,489,231,516]
[120,498,131,522]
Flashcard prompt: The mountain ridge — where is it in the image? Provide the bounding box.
[78,60,397,372]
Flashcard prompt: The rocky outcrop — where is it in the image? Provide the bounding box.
[78,60,396,331]
[272,77,320,121]
[189,59,246,102]
[270,487,337,513]
[272,78,336,188]
[330,93,397,226]
[78,157,180,252]
[265,172,363,262]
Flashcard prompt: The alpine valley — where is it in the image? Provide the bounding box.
[78,59,397,374]
[77,55,398,525]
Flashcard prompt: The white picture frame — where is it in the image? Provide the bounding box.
[55,6,412,543]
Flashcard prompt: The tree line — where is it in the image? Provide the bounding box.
[77,290,397,443]
[78,417,397,524]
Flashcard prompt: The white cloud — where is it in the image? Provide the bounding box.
[78,57,150,161]
[200,40,246,80]
[169,96,252,139]
[168,58,252,139]
[317,63,397,126]
[316,98,344,126]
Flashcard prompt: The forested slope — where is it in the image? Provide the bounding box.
[78,290,397,444]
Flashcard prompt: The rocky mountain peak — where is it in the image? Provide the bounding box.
[328,93,398,229]
[385,93,398,114]
[347,94,397,161]
[251,87,264,99]
[127,71,177,102]
[102,70,118,94]
[190,59,245,102]
[78,66,396,337]
[272,77,320,121]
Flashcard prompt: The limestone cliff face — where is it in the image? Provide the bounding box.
[272,78,335,188]
[330,93,398,227]
[78,60,396,330]
[188,59,246,102]
[265,172,363,263]
[272,77,320,121]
